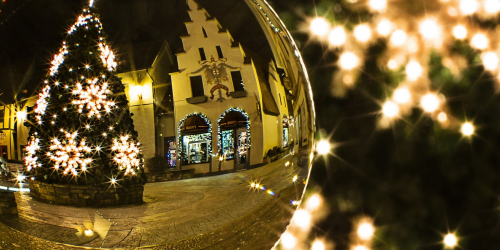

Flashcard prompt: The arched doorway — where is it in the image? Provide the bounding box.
[218,108,250,170]
[178,113,212,168]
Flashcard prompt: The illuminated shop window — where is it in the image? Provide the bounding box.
[182,133,211,164]
[238,131,249,163]
[283,127,289,148]
[221,130,235,159]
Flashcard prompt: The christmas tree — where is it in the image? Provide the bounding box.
[24,0,146,186]
[271,0,500,249]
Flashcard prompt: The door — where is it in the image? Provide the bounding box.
[0,146,7,160]
[235,127,249,170]
[164,137,176,168]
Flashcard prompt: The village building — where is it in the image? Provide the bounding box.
[0,0,305,175]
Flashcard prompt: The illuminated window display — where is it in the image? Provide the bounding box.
[182,133,210,164]
[238,131,249,163]
[178,113,212,166]
[283,127,289,148]
[221,130,235,160]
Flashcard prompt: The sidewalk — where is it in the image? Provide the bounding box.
[0,179,30,192]
[0,154,308,249]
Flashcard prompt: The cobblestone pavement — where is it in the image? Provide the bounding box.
[0,154,309,249]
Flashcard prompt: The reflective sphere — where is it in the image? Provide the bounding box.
[0,0,315,249]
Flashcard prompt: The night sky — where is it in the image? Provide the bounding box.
[0,0,272,104]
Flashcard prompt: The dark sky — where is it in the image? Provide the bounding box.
[0,0,272,104]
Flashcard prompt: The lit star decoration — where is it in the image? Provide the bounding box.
[111,135,141,175]
[24,0,144,185]
[72,78,115,117]
[307,0,500,135]
[49,131,92,175]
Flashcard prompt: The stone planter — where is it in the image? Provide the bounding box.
[29,180,144,206]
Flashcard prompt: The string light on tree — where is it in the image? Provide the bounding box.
[481,52,499,71]
[292,209,312,231]
[452,25,467,39]
[393,88,411,104]
[376,18,392,36]
[420,93,440,112]
[461,122,474,136]
[459,0,478,15]
[471,33,488,50]
[339,52,359,70]
[368,0,387,12]
[419,19,440,39]
[354,24,372,43]
[328,26,347,46]
[311,240,326,250]
[390,29,407,47]
[405,60,423,81]
[444,233,458,248]
[382,101,399,118]
[309,17,330,36]
[357,221,375,241]
[280,232,297,250]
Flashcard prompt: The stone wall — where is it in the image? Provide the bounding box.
[29,181,144,206]
[147,169,195,183]
[0,190,18,215]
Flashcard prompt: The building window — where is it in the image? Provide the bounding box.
[216,46,224,58]
[283,127,289,148]
[231,71,244,92]
[279,93,282,105]
[202,27,208,38]
[0,109,4,126]
[199,48,207,61]
[190,76,204,97]
[182,133,211,164]
[221,130,235,160]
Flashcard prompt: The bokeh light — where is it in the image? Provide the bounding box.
[311,239,326,250]
[292,209,312,231]
[444,233,458,247]
[354,24,372,43]
[382,101,399,118]
[317,140,331,155]
[420,93,440,112]
[461,122,474,136]
[329,26,347,46]
[471,33,489,50]
[393,88,411,104]
[310,17,330,36]
[452,25,467,39]
[357,221,375,240]
[280,232,297,249]
[339,52,360,70]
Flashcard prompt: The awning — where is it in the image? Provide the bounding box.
[180,115,210,133]
[220,111,248,129]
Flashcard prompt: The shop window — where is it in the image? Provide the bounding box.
[283,127,289,148]
[182,133,211,164]
[190,76,204,97]
[216,46,224,58]
[231,71,244,92]
[202,27,208,38]
[221,130,235,160]
[199,48,206,61]
[238,131,249,163]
